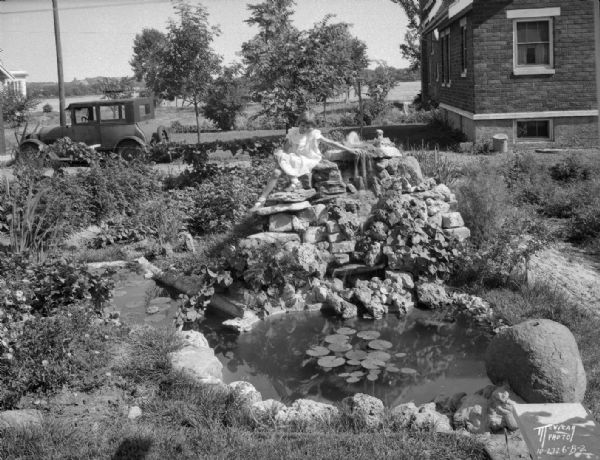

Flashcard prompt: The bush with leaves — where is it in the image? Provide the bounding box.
[0,306,118,409]
[188,159,273,235]
[549,156,592,183]
[44,137,100,164]
[202,64,247,131]
[359,190,461,281]
[0,90,39,127]
[174,266,233,325]
[42,103,53,113]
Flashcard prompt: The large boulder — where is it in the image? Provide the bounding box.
[169,331,223,384]
[274,399,339,429]
[485,319,586,403]
[341,393,384,429]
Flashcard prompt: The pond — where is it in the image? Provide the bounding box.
[197,310,491,407]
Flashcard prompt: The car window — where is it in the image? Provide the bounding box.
[99,104,126,123]
[139,103,152,120]
[73,107,95,124]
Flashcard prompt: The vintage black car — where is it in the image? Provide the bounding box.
[19,98,169,160]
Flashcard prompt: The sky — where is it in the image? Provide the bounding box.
[0,0,410,82]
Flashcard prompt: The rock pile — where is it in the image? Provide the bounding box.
[229,155,476,323]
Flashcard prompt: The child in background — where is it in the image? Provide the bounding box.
[250,111,358,212]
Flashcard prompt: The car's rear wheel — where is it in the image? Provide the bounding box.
[18,142,47,164]
[117,140,145,161]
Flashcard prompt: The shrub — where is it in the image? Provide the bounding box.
[188,160,272,235]
[411,149,462,185]
[44,137,100,163]
[202,65,247,131]
[42,103,53,113]
[567,182,600,243]
[0,306,117,409]
[549,156,591,183]
[0,90,39,127]
[456,161,511,247]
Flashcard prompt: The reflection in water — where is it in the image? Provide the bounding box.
[196,310,491,407]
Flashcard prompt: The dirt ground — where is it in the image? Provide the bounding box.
[528,243,600,315]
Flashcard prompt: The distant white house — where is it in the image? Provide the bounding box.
[0,61,28,97]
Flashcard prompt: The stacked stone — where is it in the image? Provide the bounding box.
[412,182,470,242]
[311,159,347,198]
[247,189,322,245]
[353,276,415,319]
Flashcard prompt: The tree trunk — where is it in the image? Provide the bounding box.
[358,80,364,138]
[193,100,201,144]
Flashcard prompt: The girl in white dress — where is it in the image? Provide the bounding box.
[250,111,358,212]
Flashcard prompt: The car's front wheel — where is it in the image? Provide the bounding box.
[116,140,145,161]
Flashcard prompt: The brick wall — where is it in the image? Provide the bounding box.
[424,12,475,112]
[472,0,597,113]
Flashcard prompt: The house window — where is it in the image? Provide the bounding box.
[508,7,560,75]
[441,29,450,85]
[516,119,552,140]
[460,22,467,76]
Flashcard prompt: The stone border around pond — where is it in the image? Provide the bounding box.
[169,328,519,438]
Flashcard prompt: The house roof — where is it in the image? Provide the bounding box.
[0,61,16,81]
[422,0,473,34]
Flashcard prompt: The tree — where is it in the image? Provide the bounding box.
[201,64,247,130]
[129,28,167,83]
[241,0,307,129]
[390,0,423,71]
[241,1,368,129]
[303,16,368,119]
[141,1,222,142]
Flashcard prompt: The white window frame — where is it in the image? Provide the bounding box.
[460,17,468,77]
[508,8,560,76]
[514,118,554,141]
[441,28,451,87]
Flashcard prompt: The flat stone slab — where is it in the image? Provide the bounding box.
[255,201,311,216]
[513,403,600,459]
[331,263,386,278]
[266,189,317,204]
[247,232,301,244]
[483,431,531,460]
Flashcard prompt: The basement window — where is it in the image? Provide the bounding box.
[516,119,552,140]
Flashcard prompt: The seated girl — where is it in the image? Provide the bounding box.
[250,111,359,212]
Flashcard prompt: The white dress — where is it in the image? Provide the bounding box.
[274,127,323,178]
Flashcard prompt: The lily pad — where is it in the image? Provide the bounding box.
[338,372,351,378]
[346,377,361,383]
[306,346,330,357]
[357,330,380,340]
[385,365,400,373]
[367,373,379,381]
[361,359,386,370]
[328,342,352,353]
[336,327,357,335]
[324,334,350,344]
[368,339,393,350]
[346,359,362,366]
[368,351,391,361]
[350,371,365,377]
[318,356,346,368]
[400,367,418,375]
[395,352,407,358]
[345,350,368,361]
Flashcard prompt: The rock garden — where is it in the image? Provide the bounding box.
[0,132,598,459]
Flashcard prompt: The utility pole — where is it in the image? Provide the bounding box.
[52,0,66,127]
[0,94,5,156]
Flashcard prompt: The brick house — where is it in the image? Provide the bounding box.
[420,0,600,147]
